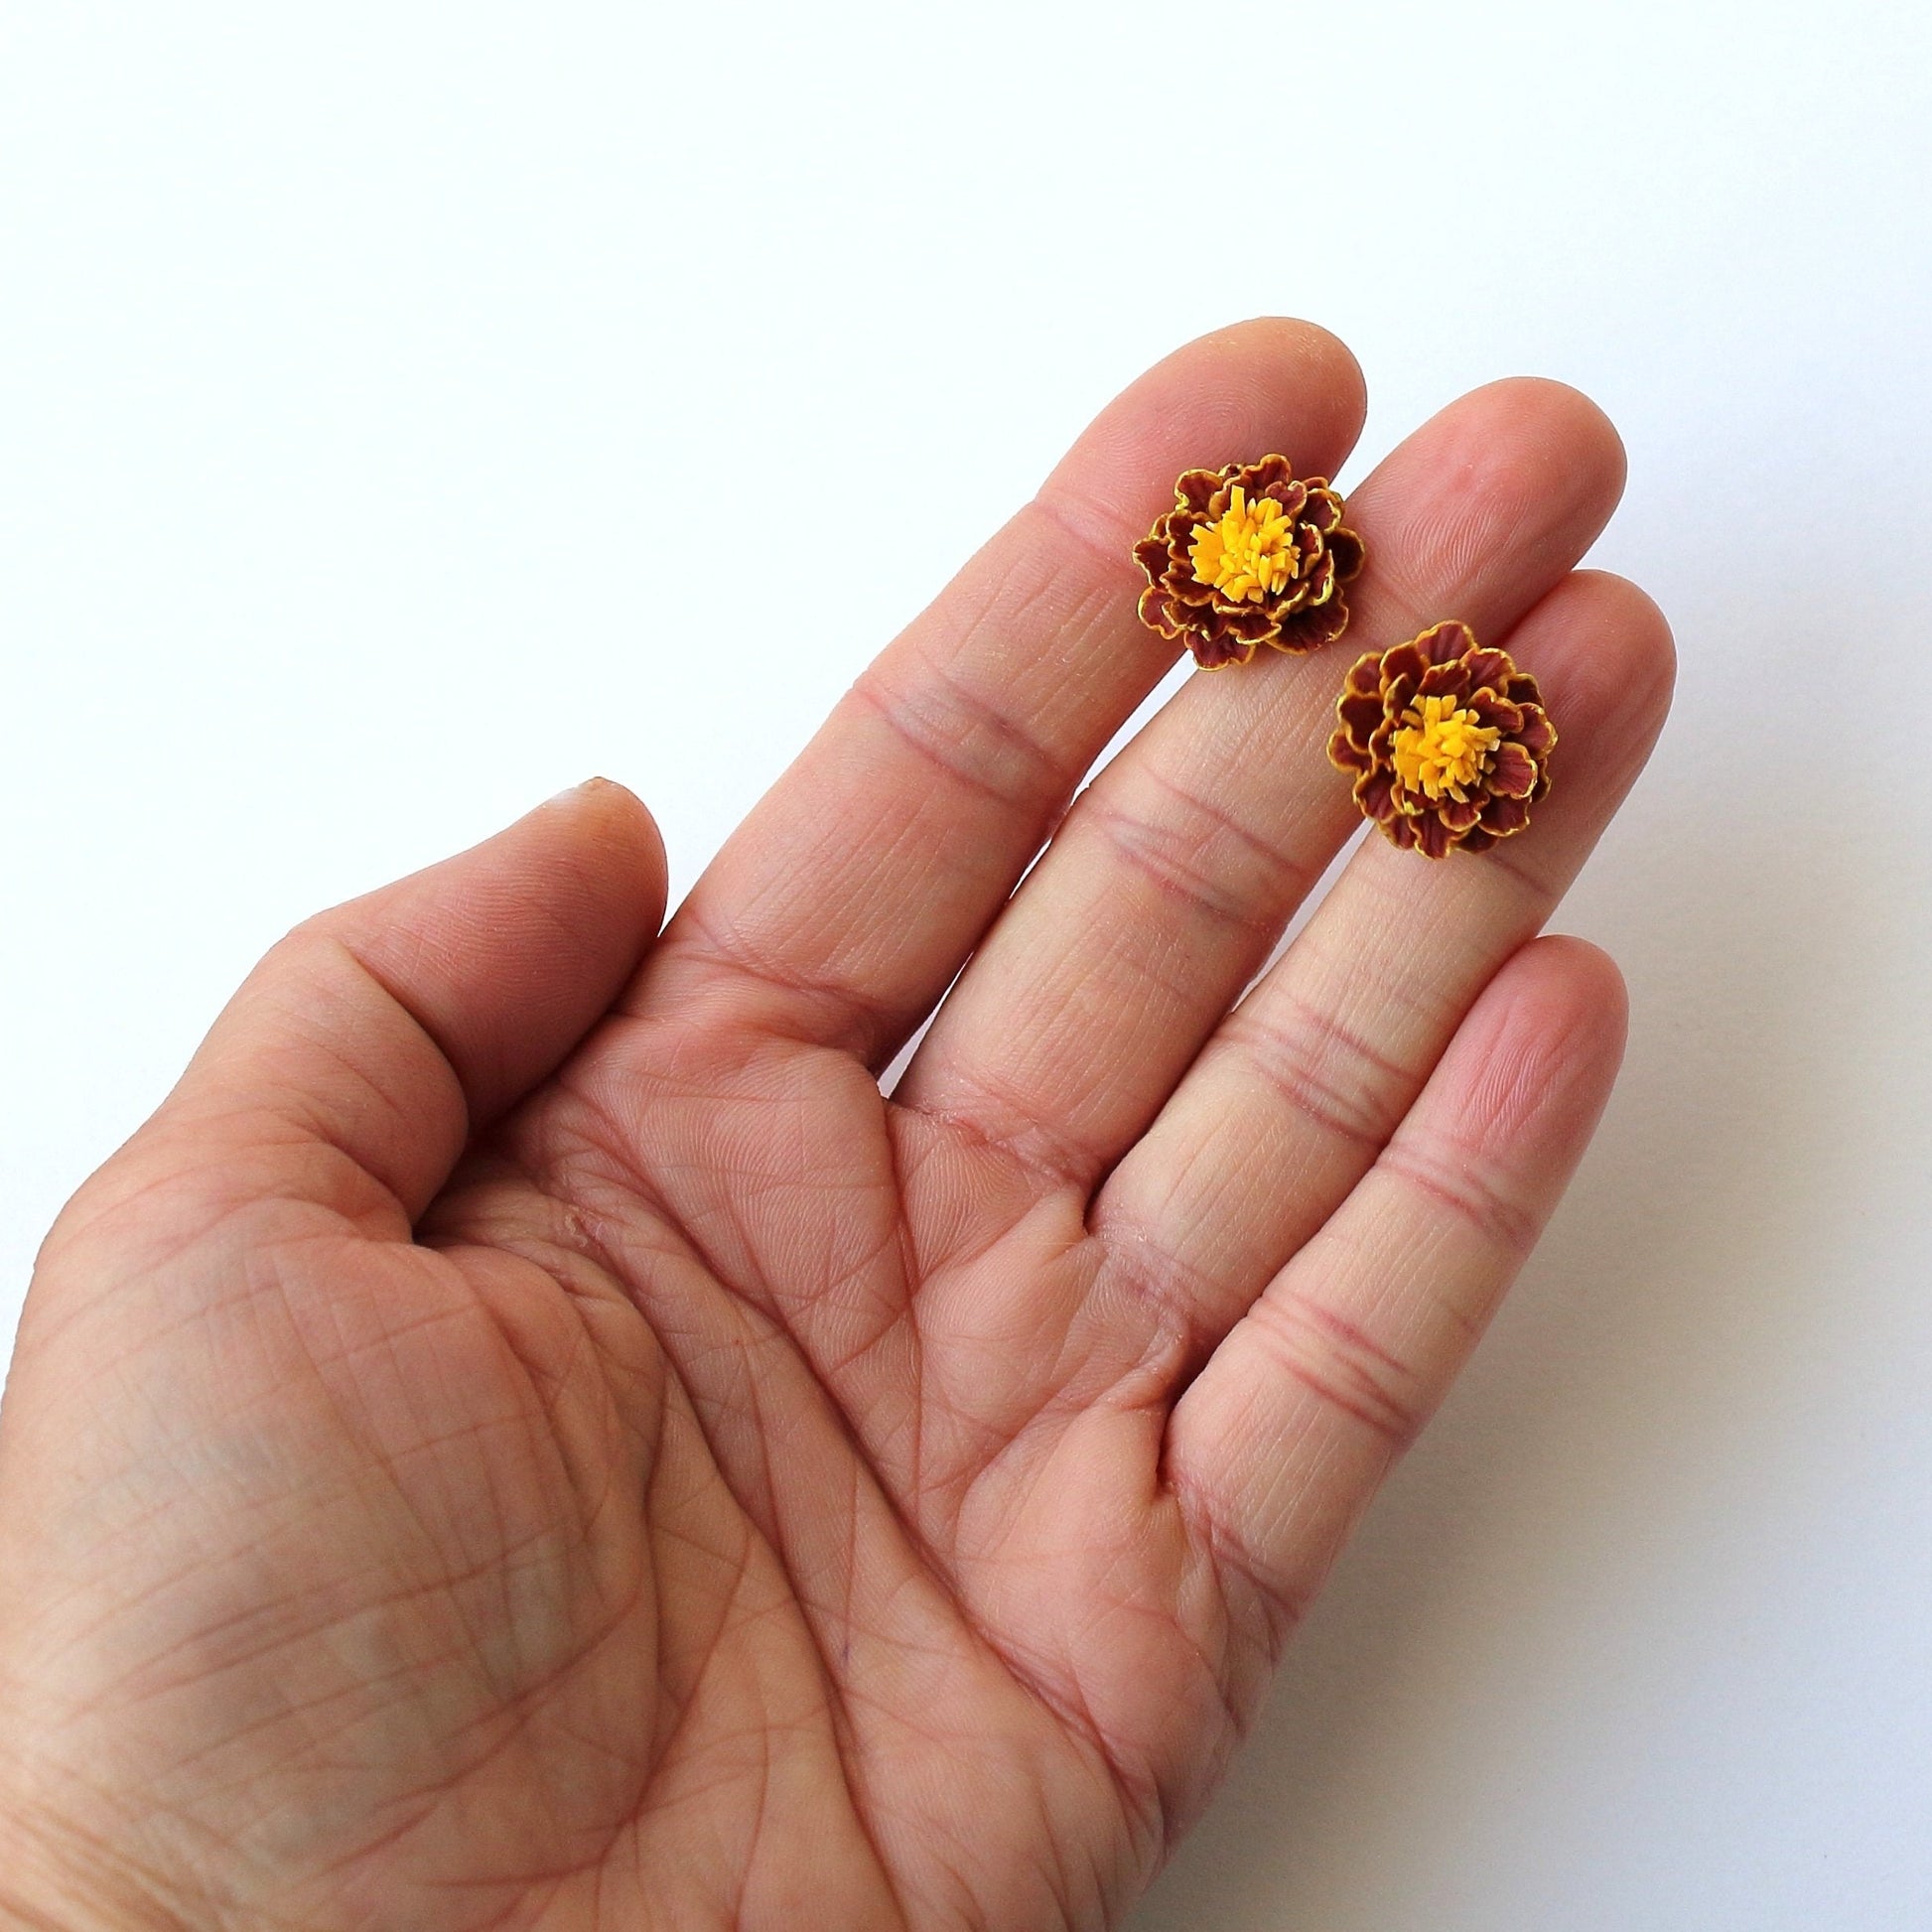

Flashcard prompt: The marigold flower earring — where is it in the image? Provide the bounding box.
[1326,620,1556,858]
[1134,455,1364,668]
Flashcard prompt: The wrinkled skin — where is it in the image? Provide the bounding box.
[0,321,1673,1931]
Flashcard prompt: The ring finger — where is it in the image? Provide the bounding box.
[1095,566,1675,1352]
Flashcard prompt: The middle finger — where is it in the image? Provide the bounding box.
[894,378,1628,1181]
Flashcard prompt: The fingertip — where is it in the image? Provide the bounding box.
[1338,376,1626,642]
[308,777,672,1137]
[1467,370,1622,477]
[1039,317,1369,552]
[1503,569,1677,830]
[541,776,671,938]
[1546,568,1678,707]
[1517,932,1630,1046]
[1449,935,1629,1155]
[1199,315,1369,441]
[1506,376,1627,550]
[1452,376,1630,525]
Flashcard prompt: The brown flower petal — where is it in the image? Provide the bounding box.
[1281,600,1352,653]
[1381,640,1427,687]
[1248,453,1295,492]
[1267,479,1311,518]
[1419,621,1474,666]
[1337,691,1384,747]
[1487,742,1538,798]
[1479,794,1531,836]
[1325,623,1558,858]
[1358,768,1399,823]
[1194,630,1257,670]
[1418,660,1473,701]
[1465,648,1513,692]
[1327,727,1373,774]
[1133,456,1365,669]
[1177,469,1221,511]
[1324,528,1366,581]
[1516,708,1557,758]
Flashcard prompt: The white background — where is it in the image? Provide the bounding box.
[4,2,1931,1925]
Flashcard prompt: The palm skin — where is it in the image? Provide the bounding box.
[0,322,1673,1931]
[8,1005,1217,1928]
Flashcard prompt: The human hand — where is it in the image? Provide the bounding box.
[0,321,1672,1931]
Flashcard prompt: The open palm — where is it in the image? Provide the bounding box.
[0,322,1672,1931]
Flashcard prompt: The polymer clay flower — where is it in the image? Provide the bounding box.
[1134,455,1365,668]
[1327,620,1556,858]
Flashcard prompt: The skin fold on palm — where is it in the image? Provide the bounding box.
[0,320,1674,1932]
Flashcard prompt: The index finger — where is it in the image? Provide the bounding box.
[629,319,1368,1066]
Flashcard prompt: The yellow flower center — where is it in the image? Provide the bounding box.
[1391,695,1502,802]
[1188,485,1302,604]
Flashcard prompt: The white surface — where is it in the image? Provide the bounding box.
[4,2,1931,1924]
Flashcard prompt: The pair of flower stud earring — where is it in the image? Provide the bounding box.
[1134,455,1556,859]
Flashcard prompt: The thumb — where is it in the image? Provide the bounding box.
[146,776,667,1223]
